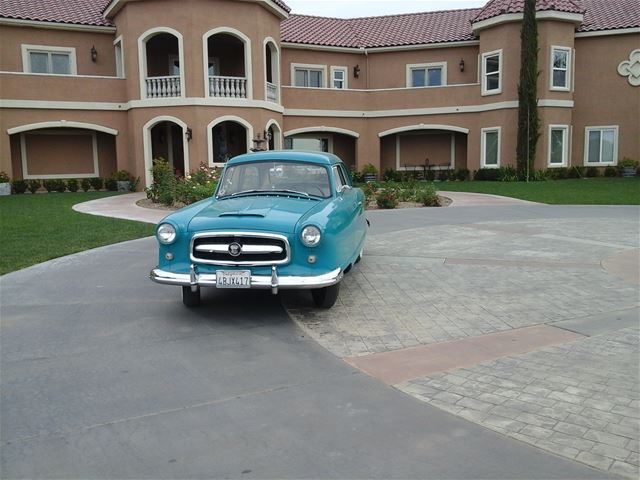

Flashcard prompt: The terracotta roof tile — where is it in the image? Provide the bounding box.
[0,0,635,41]
[281,8,482,48]
[473,0,584,23]
[577,0,640,31]
[0,0,113,26]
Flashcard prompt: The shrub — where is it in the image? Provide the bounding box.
[361,182,377,205]
[43,179,66,193]
[175,179,217,206]
[375,188,398,209]
[548,167,568,180]
[351,168,364,184]
[585,167,601,178]
[27,179,41,194]
[425,170,436,181]
[437,170,449,181]
[499,166,518,182]
[0,171,10,183]
[531,169,550,182]
[362,163,378,175]
[567,166,584,178]
[113,169,133,182]
[67,178,79,192]
[147,158,176,205]
[89,177,104,191]
[12,179,28,194]
[603,166,618,177]
[474,168,501,181]
[456,168,470,181]
[415,184,440,206]
[383,168,401,182]
[81,178,91,192]
[619,157,639,168]
[104,177,118,191]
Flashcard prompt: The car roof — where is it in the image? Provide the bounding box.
[227,150,343,166]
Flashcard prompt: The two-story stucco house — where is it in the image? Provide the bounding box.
[0,0,638,187]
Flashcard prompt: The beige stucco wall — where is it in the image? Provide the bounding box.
[573,33,640,164]
[0,25,117,76]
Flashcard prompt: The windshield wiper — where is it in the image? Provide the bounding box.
[269,189,310,197]
[219,189,318,199]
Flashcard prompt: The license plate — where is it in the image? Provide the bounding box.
[216,270,251,289]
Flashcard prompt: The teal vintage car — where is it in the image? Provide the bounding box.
[150,150,368,308]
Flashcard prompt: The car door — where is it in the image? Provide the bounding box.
[332,164,361,260]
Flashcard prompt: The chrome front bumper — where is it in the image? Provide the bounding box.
[150,264,343,294]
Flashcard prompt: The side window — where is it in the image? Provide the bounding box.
[339,164,351,186]
[332,165,346,190]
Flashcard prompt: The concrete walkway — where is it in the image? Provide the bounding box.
[73,192,167,224]
[439,190,540,207]
[72,190,538,226]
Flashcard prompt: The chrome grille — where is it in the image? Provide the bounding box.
[190,232,289,265]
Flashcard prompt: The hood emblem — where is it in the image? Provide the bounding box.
[228,242,242,257]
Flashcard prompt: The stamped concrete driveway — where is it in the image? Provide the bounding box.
[1,202,634,479]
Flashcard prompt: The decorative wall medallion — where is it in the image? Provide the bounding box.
[618,49,640,86]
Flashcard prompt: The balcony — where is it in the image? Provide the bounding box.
[209,75,247,98]
[266,82,278,102]
[146,75,181,98]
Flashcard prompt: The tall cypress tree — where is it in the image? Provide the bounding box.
[516,0,540,180]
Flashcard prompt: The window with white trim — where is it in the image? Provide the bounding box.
[481,127,501,167]
[550,46,571,90]
[481,50,502,95]
[22,45,77,75]
[585,126,618,165]
[114,38,124,78]
[330,66,347,89]
[407,62,446,87]
[548,125,569,167]
[292,64,325,88]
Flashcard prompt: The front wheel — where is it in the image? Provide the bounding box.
[311,283,340,308]
[182,286,201,307]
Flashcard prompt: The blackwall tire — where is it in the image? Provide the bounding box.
[311,282,340,308]
[182,286,201,307]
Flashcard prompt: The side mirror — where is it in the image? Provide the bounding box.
[338,184,352,194]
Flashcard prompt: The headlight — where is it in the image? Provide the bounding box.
[157,223,177,244]
[301,225,321,247]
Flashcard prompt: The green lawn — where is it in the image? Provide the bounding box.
[437,178,640,205]
[0,192,155,275]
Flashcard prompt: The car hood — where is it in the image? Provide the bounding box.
[187,195,323,233]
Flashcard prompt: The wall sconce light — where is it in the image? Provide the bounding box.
[91,46,98,62]
[185,127,193,141]
[353,64,360,78]
[459,58,465,72]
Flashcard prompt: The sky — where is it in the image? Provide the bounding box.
[285,0,488,18]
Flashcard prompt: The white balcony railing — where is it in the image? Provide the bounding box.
[209,75,247,98]
[266,81,278,102]
[146,75,181,98]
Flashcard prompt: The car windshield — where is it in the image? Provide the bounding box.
[217,161,331,198]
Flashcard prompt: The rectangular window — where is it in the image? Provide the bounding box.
[330,66,347,89]
[114,37,124,78]
[406,62,446,87]
[548,125,569,166]
[292,64,326,88]
[585,126,618,165]
[22,45,77,75]
[481,50,502,95]
[284,136,330,152]
[481,127,501,167]
[550,46,571,90]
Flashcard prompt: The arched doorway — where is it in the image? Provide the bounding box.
[143,116,190,187]
[208,116,252,166]
[378,124,469,176]
[266,120,282,150]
